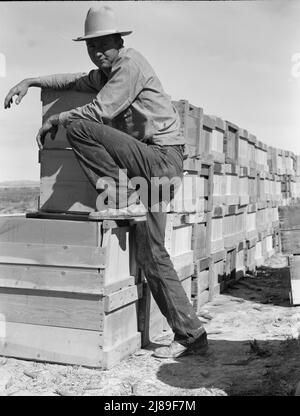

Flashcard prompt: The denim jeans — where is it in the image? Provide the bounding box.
[66,120,205,345]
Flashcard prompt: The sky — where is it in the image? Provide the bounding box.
[0,0,299,181]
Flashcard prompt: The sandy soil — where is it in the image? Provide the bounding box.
[0,252,299,396]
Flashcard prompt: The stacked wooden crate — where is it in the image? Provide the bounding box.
[172,102,214,315]
[209,116,225,164]
[279,204,300,305]
[0,216,141,368]
[40,90,98,213]
[211,120,243,292]
[238,129,251,206]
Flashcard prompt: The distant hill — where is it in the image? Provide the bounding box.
[0,186,39,214]
[0,180,40,188]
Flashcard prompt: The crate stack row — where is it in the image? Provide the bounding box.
[146,99,298,341]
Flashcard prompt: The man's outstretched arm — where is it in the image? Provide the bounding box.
[4,70,102,109]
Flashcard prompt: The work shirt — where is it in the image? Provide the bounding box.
[37,47,185,146]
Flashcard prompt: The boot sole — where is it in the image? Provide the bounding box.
[153,344,209,359]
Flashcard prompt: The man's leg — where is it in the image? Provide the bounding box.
[66,119,173,208]
[66,119,207,356]
[135,210,206,345]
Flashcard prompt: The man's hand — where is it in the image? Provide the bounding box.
[36,115,60,150]
[4,79,31,109]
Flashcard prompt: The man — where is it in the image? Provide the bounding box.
[4,5,208,358]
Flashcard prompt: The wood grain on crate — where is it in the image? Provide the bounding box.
[41,89,96,149]
[0,284,142,332]
[279,205,300,254]
[0,321,141,368]
[288,255,300,305]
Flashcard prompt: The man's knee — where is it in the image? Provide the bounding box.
[66,120,104,150]
[66,119,88,142]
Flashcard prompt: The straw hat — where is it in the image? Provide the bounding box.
[73,6,132,41]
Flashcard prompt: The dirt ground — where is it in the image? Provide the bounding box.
[0,252,299,397]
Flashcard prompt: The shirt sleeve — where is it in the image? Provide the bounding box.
[37,70,102,93]
[58,55,145,128]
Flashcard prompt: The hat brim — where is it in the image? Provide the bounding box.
[73,30,132,42]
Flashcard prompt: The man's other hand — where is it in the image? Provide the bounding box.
[4,79,31,108]
[36,115,59,150]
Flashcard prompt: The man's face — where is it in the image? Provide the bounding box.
[86,35,120,72]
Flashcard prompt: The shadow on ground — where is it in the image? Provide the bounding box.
[225,254,291,307]
[153,337,300,396]
[226,264,292,307]
[147,255,300,396]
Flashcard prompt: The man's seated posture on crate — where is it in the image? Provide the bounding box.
[4,6,208,358]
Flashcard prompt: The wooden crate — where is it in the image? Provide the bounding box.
[262,234,274,258]
[224,121,239,164]
[287,255,300,305]
[199,114,214,161]
[247,133,257,170]
[278,205,300,254]
[255,239,264,267]
[290,176,297,200]
[191,213,211,261]
[210,116,225,163]
[256,207,267,234]
[257,173,266,205]
[224,163,239,205]
[223,206,246,250]
[169,162,213,213]
[248,168,257,204]
[192,257,210,313]
[270,206,279,228]
[277,149,285,175]
[273,227,281,253]
[267,146,278,174]
[236,241,246,280]
[285,151,295,175]
[40,149,98,213]
[208,250,226,299]
[279,205,300,256]
[0,216,141,368]
[274,175,282,202]
[296,178,300,199]
[246,204,258,240]
[235,208,247,245]
[165,213,193,259]
[41,88,131,214]
[172,100,203,159]
[239,167,250,206]
[212,163,226,206]
[42,89,96,149]
[211,207,224,254]
[296,156,300,176]
[264,173,273,202]
[246,237,257,272]
[255,141,268,173]
[238,128,249,168]
[223,248,237,285]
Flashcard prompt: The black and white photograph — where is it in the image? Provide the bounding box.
[0,0,299,399]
